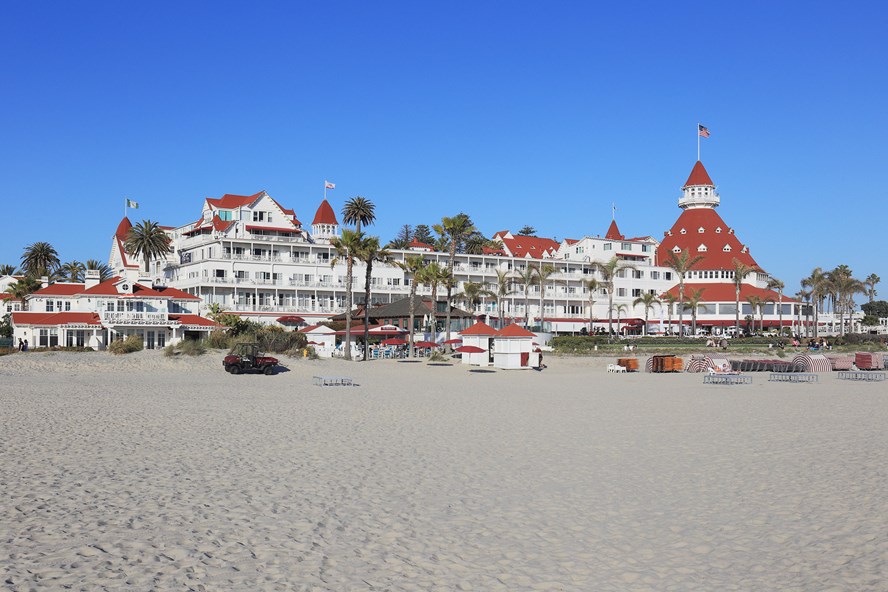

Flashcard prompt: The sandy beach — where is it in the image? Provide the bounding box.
[2,350,887,591]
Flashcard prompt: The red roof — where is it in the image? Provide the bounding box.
[496,323,536,338]
[168,314,219,328]
[115,217,132,240]
[32,282,83,296]
[656,208,758,269]
[81,277,200,299]
[604,220,624,240]
[408,238,435,250]
[498,234,560,259]
[684,160,714,187]
[206,191,265,210]
[660,282,797,303]
[312,199,338,225]
[481,246,507,256]
[213,215,235,233]
[460,321,498,336]
[12,311,102,326]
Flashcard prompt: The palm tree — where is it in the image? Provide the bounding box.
[613,303,629,336]
[831,273,865,335]
[463,232,495,255]
[341,197,376,233]
[0,264,17,275]
[632,292,660,336]
[864,273,880,302]
[492,269,515,329]
[59,260,86,282]
[731,258,758,335]
[514,264,538,327]
[661,292,678,335]
[590,256,634,338]
[394,255,427,358]
[420,262,451,345]
[686,288,706,336]
[433,213,476,342]
[801,267,829,338]
[5,276,40,310]
[85,259,113,282]
[330,229,365,360]
[745,295,764,335]
[766,277,785,335]
[21,241,60,278]
[354,236,392,361]
[795,288,812,338]
[583,278,599,333]
[664,251,704,335]
[125,220,172,274]
[453,281,490,315]
[534,263,557,331]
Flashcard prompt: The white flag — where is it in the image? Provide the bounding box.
[126,198,139,209]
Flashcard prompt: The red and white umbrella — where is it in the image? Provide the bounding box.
[381,337,407,346]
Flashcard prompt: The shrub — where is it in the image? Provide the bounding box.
[108,334,144,355]
[205,330,232,350]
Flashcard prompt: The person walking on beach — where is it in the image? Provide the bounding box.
[18,338,23,352]
[22,339,28,352]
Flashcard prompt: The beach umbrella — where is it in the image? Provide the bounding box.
[443,338,463,345]
[277,315,305,325]
[414,340,438,348]
[455,345,486,354]
[381,337,407,346]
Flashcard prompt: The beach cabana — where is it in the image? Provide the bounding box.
[492,323,538,370]
[299,324,337,357]
[458,322,497,366]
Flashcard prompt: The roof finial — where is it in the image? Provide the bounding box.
[612,202,616,221]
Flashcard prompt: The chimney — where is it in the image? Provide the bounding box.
[85,269,101,289]
[40,276,49,288]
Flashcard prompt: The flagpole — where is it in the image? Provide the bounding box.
[124,197,127,218]
[697,123,700,161]
[324,181,327,202]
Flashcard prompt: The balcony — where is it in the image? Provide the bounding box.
[101,312,175,326]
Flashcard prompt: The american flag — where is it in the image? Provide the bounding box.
[698,124,710,138]
[325,181,335,189]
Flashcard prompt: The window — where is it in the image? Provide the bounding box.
[698,227,705,233]
[650,271,660,280]
[617,288,627,297]
[664,272,672,280]
[680,228,687,234]
[219,210,232,221]
[715,227,722,233]
[252,211,265,222]
[672,246,681,253]
[632,288,642,297]
[723,245,732,252]
[621,243,632,251]
[603,243,612,251]
[46,300,54,312]
[214,269,225,278]
[698,244,708,252]
[64,301,71,311]
[632,270,643,279]
[641,244,650,252]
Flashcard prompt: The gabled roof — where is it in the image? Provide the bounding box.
[113,217,137,269]
[683,160,714,187]
[312,199,338,225]
[300,324,335,334]
[495,323,536,338]
[660,283,797,303]
[408,238,435,250]
[31,282,83,296]
[460,321,498,335]
[206,191,265,210]
[81,277,200,299]
[168,314,219,327]
[497,233,560,259]
[12,311,103,326]
[604,220,624,240]
[656,208,758,270]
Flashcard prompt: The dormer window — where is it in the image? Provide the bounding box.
[667,230,673,236]
[698,244,708,252]
[680,228,687,235]
[728,228,734,234]
[741,246,748,253]
[723,245,732,252]
[698,227,705,234]
[715,226,722,233]
[672,246,682,253]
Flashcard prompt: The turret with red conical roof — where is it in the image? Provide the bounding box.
[678,161,720,209]
[311,199,340,243]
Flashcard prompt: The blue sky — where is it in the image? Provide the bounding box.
[2,2,886,293]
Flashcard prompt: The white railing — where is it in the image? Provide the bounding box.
[101,312,176,325]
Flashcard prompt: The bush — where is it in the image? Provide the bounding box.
[108,334,144,355]
[205,329,233,350]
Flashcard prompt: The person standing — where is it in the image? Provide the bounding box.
[18,338,24,351]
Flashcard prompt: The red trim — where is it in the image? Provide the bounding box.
[245,225,299,233]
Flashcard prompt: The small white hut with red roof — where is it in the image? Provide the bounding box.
[459,321,497,366]
[493,323,538,369]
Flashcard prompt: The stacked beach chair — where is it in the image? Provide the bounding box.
[645,355,683,373]
[790,353,832,373]
[855,352,884,371]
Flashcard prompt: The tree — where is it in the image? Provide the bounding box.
[590,256,635,338]
[632,292,660,336]
[85,259,114,282]
[514,264,538,327]
[613,303,628,335]
[394,255,427,358]
[492,269,515,329]
[685,288,706,335]
[330,229,365,360]
[419,262,451,346]
[414,224,434,245]
[453,281,490,314]
[533,263,557,331]
[766,277,785,335]
[864,273,880,302]
[59,260,86,283]
[661,292,678,335]
[802,267,829,338]
[744,295,763,334]
[342,197,376,233]
[387,224,413,249]
[795,288,812,337]
[664,251,704,335]
[0,264,17,275]
[5,276,40,310]
[21,241,60,278]
[731,258,758,335]
[583,278,599,333]
[125,220,172,274]
[354,235,392,361]
[518,225,537,236]
[463,231,495,255]
[861,300,888,319]
[831,273,865,335]
[433,213,476,343]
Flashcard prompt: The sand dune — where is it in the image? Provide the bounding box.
[2,350,887,591]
